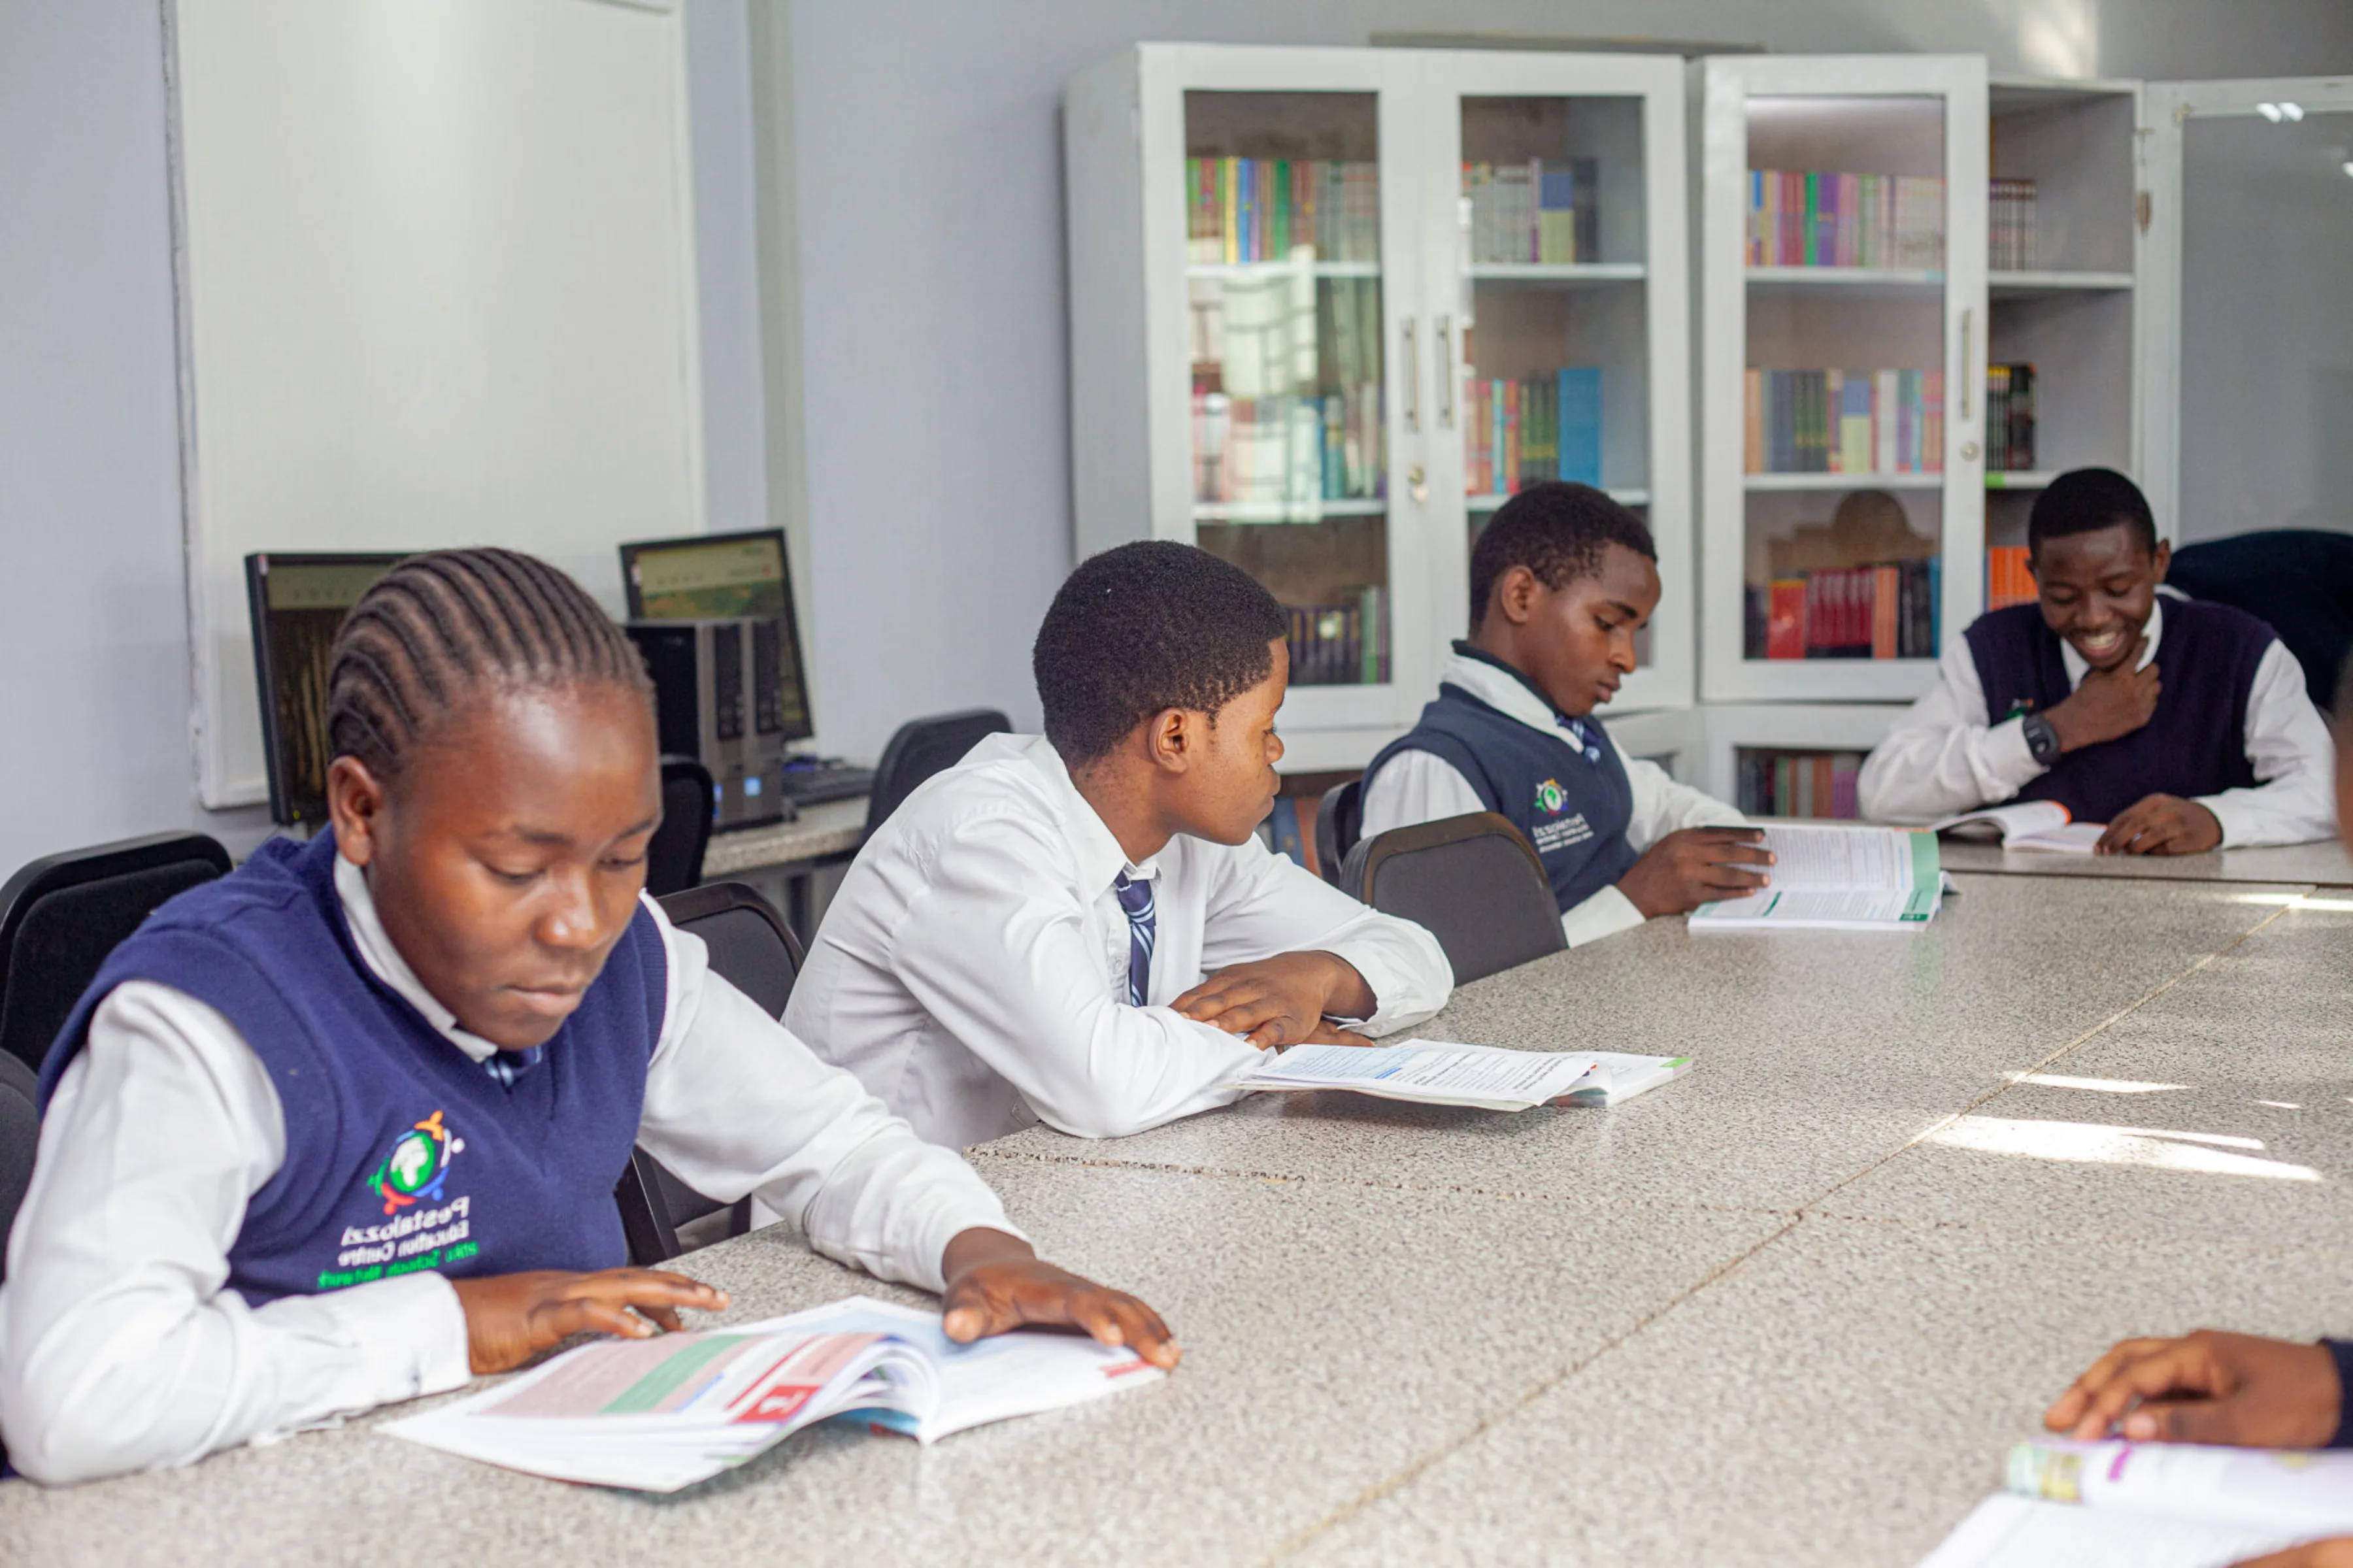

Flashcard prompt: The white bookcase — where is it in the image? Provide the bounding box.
[1065,44,1693,773]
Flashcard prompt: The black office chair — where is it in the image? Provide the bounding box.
[0,832,235,1076]
[2167,530,2353,713]
[0,1051,39,1286]
[644,756,716,898]
[1339,812,1565,986]
[1314,778,1363,888]
[864,709,1012,841]
[614,882,807,1265]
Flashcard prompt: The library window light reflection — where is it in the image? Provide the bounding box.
[1928,1115,2321,1182]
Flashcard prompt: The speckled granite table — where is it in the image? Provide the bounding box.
[8,873,2350,1567]
[1940,835,2353,886]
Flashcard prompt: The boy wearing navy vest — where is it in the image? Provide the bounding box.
[1361,484,1770,947]
[0,549,1175,1486]
[1858,468,2335,852]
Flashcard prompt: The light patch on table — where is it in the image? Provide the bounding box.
[2007,1073,2186,1095]
[1928,1116,2322,1181]
[2226,893,2353,912]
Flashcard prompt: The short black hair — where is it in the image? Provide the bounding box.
[327,546,651,781]
[1469,482,1656,627]
[1033,541,1288,765]
[2028,467,2158,557]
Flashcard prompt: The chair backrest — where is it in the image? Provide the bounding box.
[615,882,806,1265]
[0,1052,38,1285]
[865,709,1012,839]
[0,832,235,1076]
[1340,812,1565,986]
[2167,530,2353,712]
[645,756,716,898]
[1314,778,1363,888]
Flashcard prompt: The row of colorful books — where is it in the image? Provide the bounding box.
[1463,368,1604,496]
[1185,158,1381,265]
[1191,390,1384,506]
[1744,169,1946,269]
[1987,544,2035,609]
[1744,559,1941,660]
[1286,590,1390,686]
[1986,363,2037,472]
[1990,176,2039,271]
[1461,158,1600,265]
[1737,749,1865,820]
[1743,368,1947,475]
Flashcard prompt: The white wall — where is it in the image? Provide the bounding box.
[7,0,2353,878]
[782,0,2353,758]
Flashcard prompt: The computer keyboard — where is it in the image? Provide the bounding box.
[776,759,875,805]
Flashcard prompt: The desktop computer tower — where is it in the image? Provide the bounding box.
[624,618,789,829]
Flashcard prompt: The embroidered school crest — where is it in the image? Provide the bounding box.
[368,1110,463,1215]
[1533,777,1569,816]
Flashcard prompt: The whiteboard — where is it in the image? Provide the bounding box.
[167,0,706,807]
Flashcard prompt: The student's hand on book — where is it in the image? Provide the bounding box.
[2097,793,2224,855]
[939,1227,1180,1371]
[2234,1537,2353,1568]
[1173,952,1377,1048]
[2046,636,2160,752]
[2043,1329,2341,1448]
[452,1269,732,1374]
[1616,827,1774,918]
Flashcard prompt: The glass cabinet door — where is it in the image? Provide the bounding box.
[1699,56,1988,703]
[1182,90,1396,692]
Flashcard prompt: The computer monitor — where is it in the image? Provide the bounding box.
[619,529,812,742]
[245,551,407,826]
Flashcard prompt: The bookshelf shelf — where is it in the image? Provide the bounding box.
[1068,44,1694,761]
[1468,488,1649,510]
[1989,269,2133,295]
[1743,472,1944,492]
[1745,265,1944,290]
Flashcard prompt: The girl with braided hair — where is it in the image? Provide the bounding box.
[0,548,1175,1485]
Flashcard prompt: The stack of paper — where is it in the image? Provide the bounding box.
[381,1297,1160,1492]
[1931,801,2105,855]
[1238,1041,1692,1112]
[1690,823,1943,930]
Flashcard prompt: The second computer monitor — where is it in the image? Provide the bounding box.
[619,528,812,743]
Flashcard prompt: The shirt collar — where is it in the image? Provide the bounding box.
[1441,642,1592,741]
[2057,591,2166,686]
[333,850,502,1065]
[1020,734,1161,895]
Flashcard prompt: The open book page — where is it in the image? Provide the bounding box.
[2009,1439,2353,1535]
[1559,1052,1693,1108]
[1930,803,2103,854]
[1238,1040,1599,1111]
[1690,826,1941,929]
[1919,1494,2307,1568]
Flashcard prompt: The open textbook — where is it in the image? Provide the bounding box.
[1689,823,1943,931]
[1919,1438,2353,1567]
[1237,1040,1691,1112]
[380,1296,1160,1492]
[1931,801,2105,854]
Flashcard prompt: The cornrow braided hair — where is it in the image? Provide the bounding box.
[326,546,650,779]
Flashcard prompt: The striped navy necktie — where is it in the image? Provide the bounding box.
[1112,870,1157,1007]
[1558,714,1604,765]
[482,1045,542,1087]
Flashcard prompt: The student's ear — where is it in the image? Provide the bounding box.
[1493,565,1543,627]
[327,755,390,867]
[2150,538,2171,582]
[1141,708,1197,776]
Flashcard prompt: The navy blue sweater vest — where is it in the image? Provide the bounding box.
[39,832,665,1306]
[1369,657,1639,913]
[1963,599,2273,824]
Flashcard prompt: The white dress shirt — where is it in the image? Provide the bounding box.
[787,733,1454,1150]
[1856,592,2337,845]
[0,854,1018,1486]
[1360,649,1749,949]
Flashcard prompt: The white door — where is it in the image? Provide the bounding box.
[2141,76,2353,544]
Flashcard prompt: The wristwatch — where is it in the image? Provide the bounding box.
[2020,711,2061,767]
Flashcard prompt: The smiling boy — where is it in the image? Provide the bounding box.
[789,541,1453,1148]
[1359,483,1769,947]
[1858,468,2334,852]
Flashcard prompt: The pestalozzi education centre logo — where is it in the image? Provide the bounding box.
[369,1109,463,1216]
[1533,777,1568,817]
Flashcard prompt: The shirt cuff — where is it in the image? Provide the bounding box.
[1982,716,2047,796]
[1318,940,1419,1036]
[2195,793,2248,848]
[1562,885,1646,948]
[313,1271,474,1409]
[2325,1340,2353,1447]
[914,1205,1031,1296]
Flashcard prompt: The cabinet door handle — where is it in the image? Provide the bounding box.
[1959,307,1974,420]
[1401,317,1420,434]
[1436,315,1455,430]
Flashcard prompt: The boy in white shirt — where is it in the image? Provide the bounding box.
[788,542,1454,1148]
[1358,483,1771,948]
